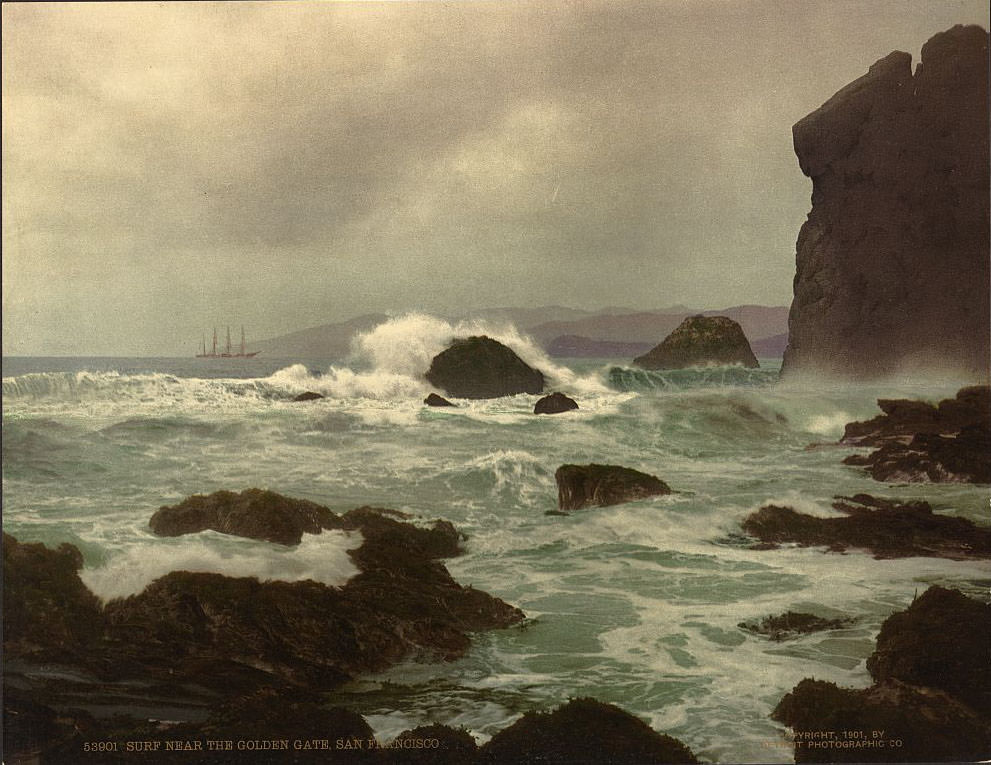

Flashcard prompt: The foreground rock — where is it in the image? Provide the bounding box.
[150,488,338,546]
[772,586,991,762]
[534,392,579,414]
[477,698,699,764]
[840,386,991,483]
[556,464,671,510]
[634,315,759,370]
[867,585,991,716]
[741,493,991,560]
[425,336,544,399]
[738,611,852,641]
[5,496,523,713]
[781,26,990,378]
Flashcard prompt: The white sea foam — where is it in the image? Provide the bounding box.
[80,528,361,601]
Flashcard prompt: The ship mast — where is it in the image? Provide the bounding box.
[226,326,232,355]
[240,326,246,356]
[212,328,218,355]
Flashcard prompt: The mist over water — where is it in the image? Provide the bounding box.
[3,314,989,763]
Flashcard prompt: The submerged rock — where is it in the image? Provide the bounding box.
[424,392,457,407]
[738,611,853,641]
[781,26,990,378]
[149,488,337,546]
[425,336,544,399]
[555,464,671,510]
[534,392,579,414]
[633,315,758,370]
[741,494,991,560]
[477,698,699,764]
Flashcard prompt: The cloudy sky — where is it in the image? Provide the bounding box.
[3,1,988,355]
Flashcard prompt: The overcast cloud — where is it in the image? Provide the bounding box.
[3,1,988,355]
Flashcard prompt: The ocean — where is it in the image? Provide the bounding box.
[3,314,989,763]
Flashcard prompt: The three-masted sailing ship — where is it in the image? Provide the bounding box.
[196,326,259,358]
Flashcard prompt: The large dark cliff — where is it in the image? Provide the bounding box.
[781,25,990,379]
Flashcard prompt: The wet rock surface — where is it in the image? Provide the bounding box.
[741,494,991,560]
[633,315,758,370]
[149,488,338,546]
[424,393,456,407]
[555,464,671,510]
[738,611,853,641]
[292,391,325,402]
[425,336,544,399]
[534,392,579,414]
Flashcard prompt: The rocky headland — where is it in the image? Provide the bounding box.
[424,336,544,399]
[781,25,990,378]
[772,586,991,762]
[633,315,759,370]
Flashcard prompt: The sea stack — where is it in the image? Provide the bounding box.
[633,315,758,370]
[781,25,990,378]
[425,336,544,399]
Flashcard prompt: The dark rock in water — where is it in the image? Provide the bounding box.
[425,392,457,407]
[534,392,579,414]
[293,391,325,401]
[741,494,991,560]
[739,611,852,641]
[2,533,105,664]
[149,488,337,546]
[383,724,479,765]
[425,335,544,399]
[843,425,991,483]
[867,585,991,716]
[839,386,991,483]
[841,386,990,446]
[476,698,699,764]
[633,315,759,370]
[772,678,991,763]
[782,26,990,378]
[556,464,671,510]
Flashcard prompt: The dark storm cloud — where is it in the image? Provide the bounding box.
[3,1,988,354]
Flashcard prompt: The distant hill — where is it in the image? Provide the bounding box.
[251,305,790,362]
[251,314,387,359]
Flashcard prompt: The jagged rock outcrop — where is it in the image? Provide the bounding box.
[555,464,671,510]
[741,493,991,560]
[150,488,338,546]
[476,698,699,764]
[840,386,991,483]
[633,316,759,370]
[772,586,991,763]
[782,25,990,378]
[534,392,579,415]
[425,336,544,399]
